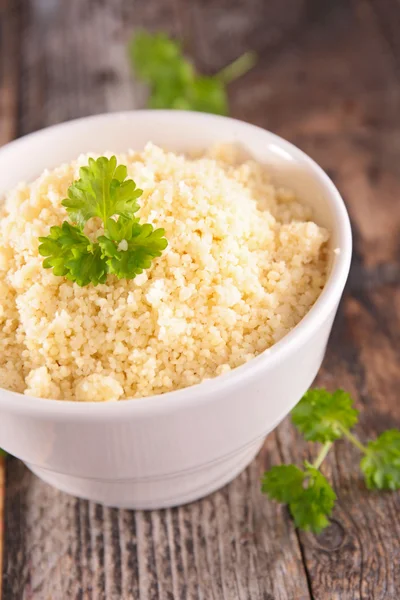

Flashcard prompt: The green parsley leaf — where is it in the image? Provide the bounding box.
[129,30,255,116]
[65,243,108,287]
[39,222,92,275]
[62,156,142,229]
[262,464,336,534]
[99,216,168,280]
[39,157,167,287]
[0,448,7,458]
[291,388,359,443]
[187,76,228,115]
[39,221,108,287]
[261,464,305,504]
[360,429,400,490]
[129,30,193,86]
[263,387,400,534]
[290,466,336,533]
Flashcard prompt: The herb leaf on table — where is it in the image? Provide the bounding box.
[291,388,359,442]
[262,388,400,534]
[360,430,400,490]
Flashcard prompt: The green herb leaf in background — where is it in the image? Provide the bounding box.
[129,30,256,115]
[130,31,193,86]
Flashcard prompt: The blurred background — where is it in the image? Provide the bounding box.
[1,0,399,270]
[1,1,400,598]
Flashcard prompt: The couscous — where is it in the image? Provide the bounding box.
[0,143,329,401]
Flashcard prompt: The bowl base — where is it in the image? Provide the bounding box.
[25,437,265,509]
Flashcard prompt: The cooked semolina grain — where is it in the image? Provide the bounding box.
[0,143,329,401]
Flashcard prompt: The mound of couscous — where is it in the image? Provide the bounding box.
[0,144,329,401]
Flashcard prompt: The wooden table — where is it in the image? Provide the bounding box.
[1,0,400,598]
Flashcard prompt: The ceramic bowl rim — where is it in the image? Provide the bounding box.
[0,110,352,419]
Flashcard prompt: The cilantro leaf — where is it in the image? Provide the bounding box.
[99,217,168,280]
[262,464,336,534]
[291,388,359,443]
[62,156,142,229]
[360,429,400,490]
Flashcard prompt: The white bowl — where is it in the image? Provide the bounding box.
[0,111,352,508]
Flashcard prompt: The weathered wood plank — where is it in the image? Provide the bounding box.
[3,0,400,598]
[3,0,311,598]
[229,0,400,597]
[0,1,22,598]
[17,0,188,134]
[276,289,400,599]
[187,0,400,597]
[0,457,4,600]
[368,0,400,73]
[3,435,310,600]
[179,0,308,70]
[0,0,20,146]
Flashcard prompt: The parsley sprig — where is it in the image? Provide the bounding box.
[129,30,256,115]
[39,156,168,286]
[262,389,400,533]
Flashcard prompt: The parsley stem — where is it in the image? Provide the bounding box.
[312,441,333,470]
[337,424,368,454]
[217,51,257,84]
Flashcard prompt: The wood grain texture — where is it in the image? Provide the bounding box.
[0,457,4,600]
[2,0,400,598]
[4,437,311,600]
[242,0,400,596]
[0,2,22,598]
[0,0,20,145]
